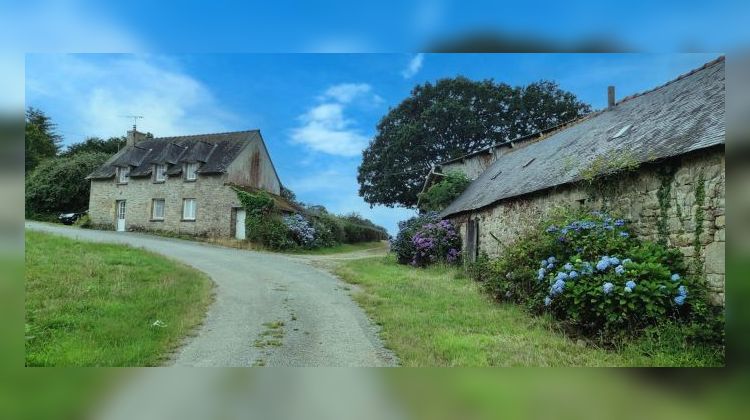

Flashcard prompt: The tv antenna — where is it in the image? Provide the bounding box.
[122,115,143,131]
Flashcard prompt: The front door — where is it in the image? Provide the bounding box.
[235,208,246,240]
[116,200,126,232]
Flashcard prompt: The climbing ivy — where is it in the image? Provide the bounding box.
[234,188,275,216]
[656,167,676,246]
[693,172,706,273]
[580,151,640,200]
[234,188,295,250]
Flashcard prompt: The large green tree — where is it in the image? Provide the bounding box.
[25,107,61,174]
[357,78,591,207]
[25,152,109,216]
[60,136,126,157]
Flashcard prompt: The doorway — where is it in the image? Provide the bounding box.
[234,208,246,240]
[116,200,126,232]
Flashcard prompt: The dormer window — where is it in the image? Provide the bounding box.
[154,164,167,182]
[117,166,130,184]
[185,162,198,181]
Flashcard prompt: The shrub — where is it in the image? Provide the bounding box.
[74,214,92,229]
[418,171,471,211]
[25,152,109,217]
[411,219,462,266]
[283,214,316,248]
[235,189,295,250]
[391,212,440,264]
[391,212,461,266]
[476,208,722,343]
[248,214,295,250]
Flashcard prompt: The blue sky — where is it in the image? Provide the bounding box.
[25,53,720,234]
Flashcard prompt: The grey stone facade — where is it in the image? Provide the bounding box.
[448,146,725,304]
[87,130,282,238]
[89,172,242,237]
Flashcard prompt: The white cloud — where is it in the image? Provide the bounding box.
[290,103,369,156]
[25,55,236,140]
[322,83,372,103]
[402,53,424,78]
[290,82,383,157]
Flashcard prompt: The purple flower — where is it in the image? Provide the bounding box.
[602,282,614,294]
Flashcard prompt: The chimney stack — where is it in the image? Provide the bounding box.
[607,86,616,108]
[126,127,147,147]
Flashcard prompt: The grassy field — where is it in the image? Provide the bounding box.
[25,231,214,366]
[288,241,388,255]
[334,256,721,367]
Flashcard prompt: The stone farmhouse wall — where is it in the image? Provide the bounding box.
[448,146,725,304]
[88,173,241,237]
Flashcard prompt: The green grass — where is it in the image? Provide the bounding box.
[288,241,388,255]
[25,231,214,366]
[334,256,721,366]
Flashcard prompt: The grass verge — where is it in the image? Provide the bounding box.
[25,231,214,366]
[334,256,720,366]
[287,241,388,255]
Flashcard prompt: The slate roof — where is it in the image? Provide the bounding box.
[87,130,261,179]
[441,56,725,218]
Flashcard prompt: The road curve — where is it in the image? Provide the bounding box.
[26,222,397,367]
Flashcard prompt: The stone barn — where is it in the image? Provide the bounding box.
[86,129,294,239]
[438,57,725,304]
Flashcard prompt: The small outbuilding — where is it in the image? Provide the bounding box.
[438,57,725,304]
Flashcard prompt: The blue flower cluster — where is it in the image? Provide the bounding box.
[674,285,688,305]
[540,256,591,304]
[283,214,316,246]
[545,213,628,242]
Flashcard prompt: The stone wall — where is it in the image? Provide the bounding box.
[449,146,725,304]
[88,172,241,237]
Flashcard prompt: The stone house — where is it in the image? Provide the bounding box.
[438,57,725,304]
[87,129,290,239]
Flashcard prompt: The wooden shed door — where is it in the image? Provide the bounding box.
[466,219,478,263]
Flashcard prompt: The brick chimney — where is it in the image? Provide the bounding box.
[607,86,616,108]
[126,128,148,147]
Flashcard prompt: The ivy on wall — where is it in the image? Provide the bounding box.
[234,188,294,250]
[693,172,706,273]
[656,167,676,246]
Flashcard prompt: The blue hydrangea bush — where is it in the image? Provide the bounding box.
[392,212,461,266]
[283,214,317,248]
[480,209,716,341]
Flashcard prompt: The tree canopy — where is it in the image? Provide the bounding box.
[60,136,126,157]
[357,77,591,207]
[25,107,61,174]
[25,152,110,216]
[418,171,471,211]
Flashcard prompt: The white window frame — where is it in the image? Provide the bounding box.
[117,166,130,184]
[152,199,165,220]
[185,162,198,181]
[182,198,196,221]
[154,164,167,182]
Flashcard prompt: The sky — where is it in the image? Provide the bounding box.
[25,53,721,234]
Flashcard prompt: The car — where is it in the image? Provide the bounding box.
[58,211,86,225]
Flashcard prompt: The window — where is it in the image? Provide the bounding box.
[152,199,165,220]
[117,166,130,184]
[182,198,196,220]
[154,164,167,182]
[185,162,198,181]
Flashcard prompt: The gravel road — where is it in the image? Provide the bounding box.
[26,222,397,367]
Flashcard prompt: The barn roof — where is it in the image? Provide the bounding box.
[441,56,725,218]
[87,130,262,179]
